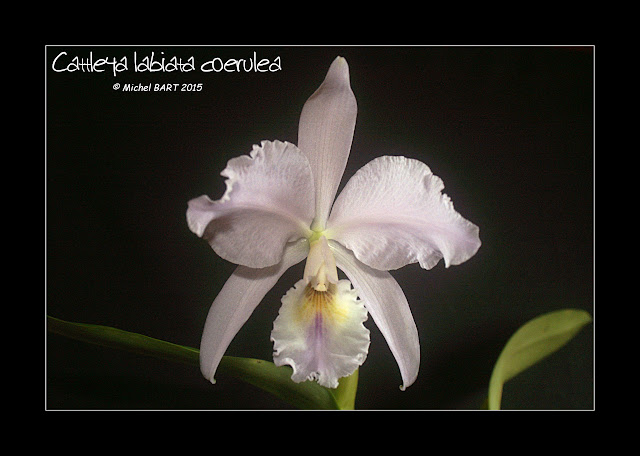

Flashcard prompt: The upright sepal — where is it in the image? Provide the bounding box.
[298,57,357,231]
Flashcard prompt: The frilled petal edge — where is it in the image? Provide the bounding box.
[199,239,309,384]
[271,278,369,389]
[187,140,315,268]
[330,240,420,390]
[327,156,481,271]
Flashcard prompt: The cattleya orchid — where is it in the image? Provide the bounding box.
[187,57,481,390]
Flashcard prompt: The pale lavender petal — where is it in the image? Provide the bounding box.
[330,240,420,390]
[327,156,481,271]
[199,239,309,384]
[187,140,315,268]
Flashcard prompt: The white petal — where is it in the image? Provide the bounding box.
[327,156,481,271]
[297,57,357,231]
[187,140,315,268]
[330,240,420,390]
[271,278,370,389]
[199,239,309,384]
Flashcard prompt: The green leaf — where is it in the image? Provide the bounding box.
[487,309,592,410]
[47,315,200,366]
[217,356,341,410]
[47,316,345,410]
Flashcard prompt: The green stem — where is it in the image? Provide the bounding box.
[331,368,359,410]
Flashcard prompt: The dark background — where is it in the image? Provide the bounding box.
[46,45,594,410]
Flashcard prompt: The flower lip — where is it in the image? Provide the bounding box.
[271,276,370,389]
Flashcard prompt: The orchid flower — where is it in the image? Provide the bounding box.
[187,57,481,390]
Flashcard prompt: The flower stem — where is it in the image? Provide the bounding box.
[331,369,359,410]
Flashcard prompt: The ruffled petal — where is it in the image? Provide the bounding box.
[330,240,420,390]
[297,57,357,231]
[271,278,370,389]
[187,140,315,268]
[327,156,481,271]
[199,239,309,384]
